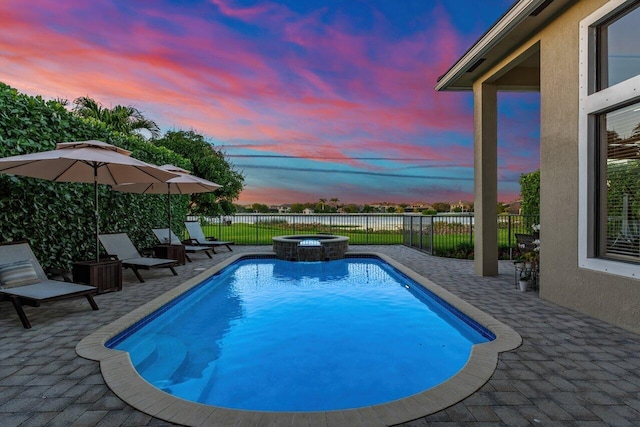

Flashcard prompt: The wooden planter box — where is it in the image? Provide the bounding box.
[153,244,186,265]
[73,259,123,294]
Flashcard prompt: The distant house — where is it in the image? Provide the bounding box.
[450,200,472,213]
[507,200,522,215]
[371,202,397,212]
[273,205,290,214]
[436,0,640,333]
[409,202,432,212]
[302,208,314,215]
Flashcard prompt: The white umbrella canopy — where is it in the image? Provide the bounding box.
[0,140,178,261]
[113,164,221,243]
[112,164,221,194]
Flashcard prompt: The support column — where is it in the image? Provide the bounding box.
[473,83,499,276]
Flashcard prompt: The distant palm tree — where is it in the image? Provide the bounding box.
[73,96,160,139]
[318,198,327,211]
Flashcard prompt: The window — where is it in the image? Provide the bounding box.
[596,3,640,90]
[597,103,640,260]
[580,0,640,278]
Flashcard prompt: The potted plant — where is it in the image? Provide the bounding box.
[518,272,531,292]
[532,223,541,238]
[524,251,539,271]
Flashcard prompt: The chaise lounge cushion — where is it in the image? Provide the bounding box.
[0,260,40,288]
[119,257,177,268]
[184,221,234,251]
[151,228,213,256]
[1,280,96,299]
[0,241,99,329]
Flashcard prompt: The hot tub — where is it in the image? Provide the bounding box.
[272,234,349,261]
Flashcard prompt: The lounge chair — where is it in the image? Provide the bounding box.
[0,241,98,329]
[515,233,537,252]
[184,221,234,253]
[98,233,178,283]
[151,228,213,262]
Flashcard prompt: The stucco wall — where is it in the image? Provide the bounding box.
[537,0,640,334]
[479,0,640,333]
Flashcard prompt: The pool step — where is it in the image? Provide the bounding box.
[127,338,156,369]
[162,360,217,400]
[128,335,188,386]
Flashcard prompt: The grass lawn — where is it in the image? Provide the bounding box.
[198,221,524,258]
[204,222,403,245]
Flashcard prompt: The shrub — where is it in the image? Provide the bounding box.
[0,82,190,271]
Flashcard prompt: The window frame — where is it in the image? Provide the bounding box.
[579,0,640,279]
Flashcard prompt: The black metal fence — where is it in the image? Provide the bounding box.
[190,214,404,245]
[402,214,540,259]
[187,213,539,259]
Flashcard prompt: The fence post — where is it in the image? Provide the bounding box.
[254,215,259,244]
[410,216,414,248]
[430,216,435,255]
[366,216,369,244]
[508,215,513,260]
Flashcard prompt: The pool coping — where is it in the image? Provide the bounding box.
[76,252,522,427]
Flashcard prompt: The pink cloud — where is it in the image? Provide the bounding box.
[0,0,534,205]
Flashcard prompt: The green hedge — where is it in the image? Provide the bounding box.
[520,169,540,217]
[0,83,191,271]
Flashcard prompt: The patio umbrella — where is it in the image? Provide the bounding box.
[0,140,178,261]
[112,164,221,244]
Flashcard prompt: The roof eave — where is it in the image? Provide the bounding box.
[435,0,557,92]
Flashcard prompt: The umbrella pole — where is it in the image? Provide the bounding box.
[167,184,172,244]
[94,168,100,262]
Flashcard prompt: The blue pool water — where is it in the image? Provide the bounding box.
[108,257,493,411]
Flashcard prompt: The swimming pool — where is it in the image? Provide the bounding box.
[108,257,492,411]
[77,252,521,426]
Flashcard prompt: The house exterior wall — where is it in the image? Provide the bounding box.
[474,0,640,333]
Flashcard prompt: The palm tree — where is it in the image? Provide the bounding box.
[73,96,107,121]
[318,198,327,212]
[73,96,160,139]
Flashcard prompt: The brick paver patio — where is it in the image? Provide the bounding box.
[1,245,639,426]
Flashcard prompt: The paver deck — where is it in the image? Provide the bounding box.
[1,245,639,426]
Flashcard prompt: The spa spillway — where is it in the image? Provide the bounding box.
[272,235,349,261]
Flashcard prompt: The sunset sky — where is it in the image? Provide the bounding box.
[0,0,539,206]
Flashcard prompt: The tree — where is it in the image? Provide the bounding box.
[73,96,160,139]
[290,203,305,213]
[155,130,244,216]
[251,203,269,213]
[362,204,374,213]
[497,202,509,214]
[318,198,327,212]
[432,202,451,213]
[520,170,540,216]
